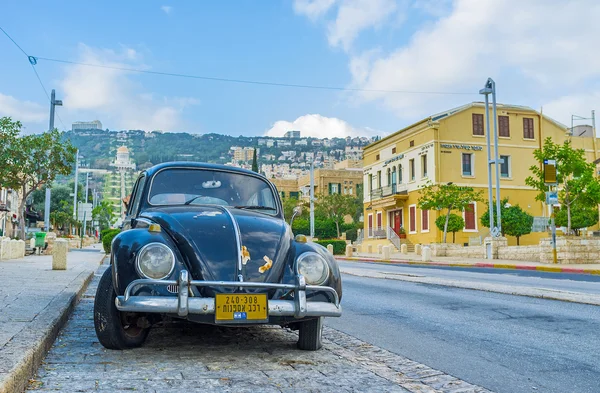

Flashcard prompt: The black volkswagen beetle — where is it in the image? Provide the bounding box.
[94,162,342,351]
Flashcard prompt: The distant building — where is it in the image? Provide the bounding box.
[72,120,102,131]
[266,140,275,148]
[111,146,136,171]
[276,140,292,147]
[295,139,308,146]
[284,130,301,138]
[233,147,255,162]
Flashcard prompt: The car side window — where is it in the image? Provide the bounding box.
[129,175,147,217]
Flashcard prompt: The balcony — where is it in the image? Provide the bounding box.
[370,184,408,201]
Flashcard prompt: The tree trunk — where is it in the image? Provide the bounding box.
[517,236,520,246]
[19,188,27,240]
[566,202,572,236]
[442,207,451,243]
[452,231,455,243]
[335,221,340,239]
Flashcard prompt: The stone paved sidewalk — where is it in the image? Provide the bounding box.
[27,262,492,393]
[0,244,105,393]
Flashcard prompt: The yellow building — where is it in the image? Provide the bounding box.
[233,147,255,162]
[270,178,300,199]
[362,102,599,248]
[298,168,363,199]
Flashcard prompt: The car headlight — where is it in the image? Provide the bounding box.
[297,252,330,285]
[136,243,175,280]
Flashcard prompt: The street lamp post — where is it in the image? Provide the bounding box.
[479,78,502,237]
[310,162,315,238]
[45,89,63,232]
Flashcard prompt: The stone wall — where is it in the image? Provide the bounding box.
[498,245,540,262]
[540,237,600,264]
[431,243,483,258]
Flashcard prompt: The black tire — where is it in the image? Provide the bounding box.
[297,317,323,351]
[93,267,150,350]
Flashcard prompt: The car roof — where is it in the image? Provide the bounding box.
[144,161,266,179]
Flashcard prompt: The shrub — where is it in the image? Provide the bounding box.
[102,229,121,254]
[344,228,358,242]
[314,240,346,255]
[292,218,338,239]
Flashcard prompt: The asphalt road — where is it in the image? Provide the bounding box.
[326,271,600,393]
[338,260,600,295]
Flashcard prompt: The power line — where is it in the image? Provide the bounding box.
[0,25,28,57]
[34,56,475,96]
[0,26,67,130]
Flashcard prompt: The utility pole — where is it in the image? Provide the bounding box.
[85,172,90,204]
[310,162,315,238]
[479,78,502,237]
[45,89,62,232]
[73,150,79,233]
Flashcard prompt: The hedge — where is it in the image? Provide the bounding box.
[292,218,338,239]
[102,229,121,254]
[314,240,347,255]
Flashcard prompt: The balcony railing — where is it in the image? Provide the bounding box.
[370,184,408,200]
[368,226,386,239]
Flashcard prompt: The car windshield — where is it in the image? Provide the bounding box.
[148,168,278,215]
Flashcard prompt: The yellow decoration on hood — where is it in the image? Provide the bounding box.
[258,255,273,273]
[241,246,251,265]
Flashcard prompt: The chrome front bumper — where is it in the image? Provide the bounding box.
[115,270,342,319]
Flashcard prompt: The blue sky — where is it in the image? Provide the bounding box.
[2,1,600,137]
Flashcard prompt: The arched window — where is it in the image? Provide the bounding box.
[398,164,403,184]
[386,168,391,186]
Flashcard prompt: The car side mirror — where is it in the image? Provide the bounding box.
[290,206,302,227]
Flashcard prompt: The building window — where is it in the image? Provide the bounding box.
[472,113,484,136]
[421,209,429,232]
[386,168,391,186]
[409,159,415,181]
[376,212,382,231]
[409,205,417,233]
[329,183,340,194]
[462,153,473,176]
[523,118,534,139]
[498,115,510,137]
[398,164,403,183]
[290,191,299,198]
[376,154,380,160]
[368,174,373,191]
[368,214,373,237]
[421,154,428,178]
[500,155,510,178]
[377,171,382,188]
[464,203,477,231]
[392,147,396,154]
[409,140,414,147]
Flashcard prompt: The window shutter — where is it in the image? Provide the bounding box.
[409,206,416,232]
[465,203,476,230]
[472,114,484,135]
[499,116,510,137]
[338,183,341,194]
[422,210,429,231]
[328,183,332,194]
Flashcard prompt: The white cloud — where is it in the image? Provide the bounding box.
[264,114,381,138]
[348,0,600,118]
[293,0,337,21]
[543,92,600,128]
[58,44,198,131]
[0,93,46,125]
[327,0,398,51]
[161,5,172,14]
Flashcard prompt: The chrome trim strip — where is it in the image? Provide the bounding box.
[177,270,189,317]
[219,206,244,282]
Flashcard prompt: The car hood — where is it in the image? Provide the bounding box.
[140,206,292,285]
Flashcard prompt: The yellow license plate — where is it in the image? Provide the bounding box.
[215,293,268,323]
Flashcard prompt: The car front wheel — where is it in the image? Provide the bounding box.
[297,317,323,351]
[93,267,150,350]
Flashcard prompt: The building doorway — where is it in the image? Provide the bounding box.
[388,209,403,236]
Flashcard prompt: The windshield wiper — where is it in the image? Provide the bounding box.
[234,205,277,211]
[184,196,204,205]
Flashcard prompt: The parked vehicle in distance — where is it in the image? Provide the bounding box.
[94,162,342,351]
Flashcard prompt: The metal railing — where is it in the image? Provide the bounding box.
[387,226,401,250]
[370,184,408,200]
[368,226,386,239]
[355,230,364,244]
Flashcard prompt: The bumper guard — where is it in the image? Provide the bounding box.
[115,270,342,319]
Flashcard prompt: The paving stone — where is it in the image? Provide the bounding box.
[27,263,494,393]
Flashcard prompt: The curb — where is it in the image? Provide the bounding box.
[336,256,600,276]
[0,254,106,393]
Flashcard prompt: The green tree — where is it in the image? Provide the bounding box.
[554,203,598,236]
[435,214,464,243]
[92,201,117,231]
[31,185,74,217]
[480,199,534,245]
[418,181,484,243]
[0,118,77,239]
[314,193,358,238]
[282,197,306,221]
[526,137,600,235]
[251,148,258,172]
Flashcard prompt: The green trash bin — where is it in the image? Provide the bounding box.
[35,232,47,248]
